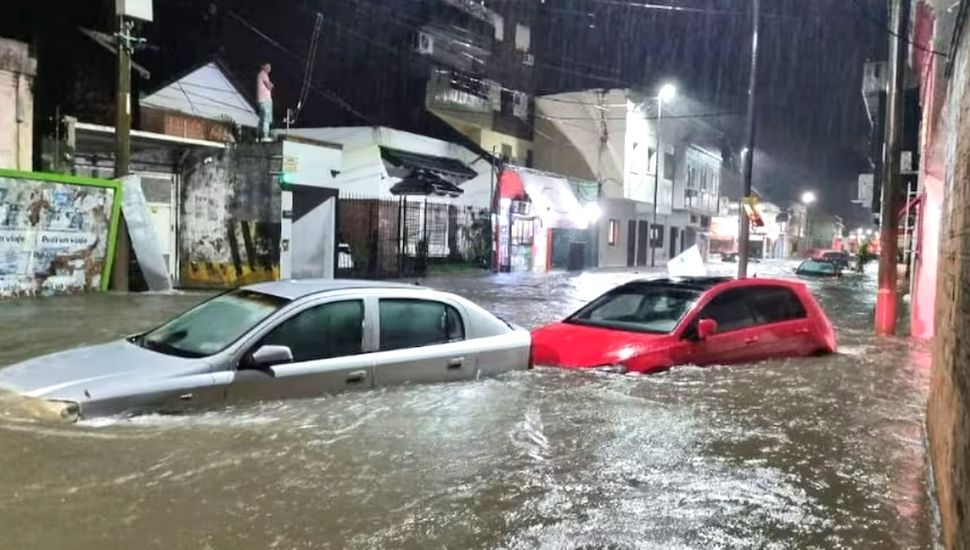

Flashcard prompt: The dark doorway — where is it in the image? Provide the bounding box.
[627,220,636,267]
[669,226,679,259]
[636,221,649,267]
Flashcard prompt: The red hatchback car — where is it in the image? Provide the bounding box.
[532,277,836,373]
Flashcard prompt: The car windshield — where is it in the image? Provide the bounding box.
[566,284,700,334]
[139,290,290,358]
[798,259,838,275]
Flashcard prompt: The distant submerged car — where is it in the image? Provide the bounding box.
[0,281,531,422]
[815,250,851,270]
[796,258,843,278]
[531,276,836,374]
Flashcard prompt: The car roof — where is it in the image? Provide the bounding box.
[243,279,426,300]
[625,275,806,292]
[626,276,734,291]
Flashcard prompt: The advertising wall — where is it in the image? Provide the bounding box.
[0,169,121,298]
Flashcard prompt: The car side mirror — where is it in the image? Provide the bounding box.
[249,345,293,369]
[697,318,718,340]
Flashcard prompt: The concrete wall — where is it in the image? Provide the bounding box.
[178,144,281,287]
[0,38,36,171]
[928,8,970,549]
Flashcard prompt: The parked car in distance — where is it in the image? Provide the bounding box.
[815,250,851,270]
[721,252,738,262]
[531,276,836,374]
[796,258,843,278]
[0,281,531,422]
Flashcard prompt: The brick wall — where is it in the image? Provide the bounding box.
[928,9,970,549]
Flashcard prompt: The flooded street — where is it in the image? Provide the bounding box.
[0,262,932,549]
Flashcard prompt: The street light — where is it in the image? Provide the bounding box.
[801,191,817,205]
[650,82,676,267]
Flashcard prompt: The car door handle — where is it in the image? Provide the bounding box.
[346,370,368,384]
[744,337,759,344]
[447,357,464,369]
[795,327,811,335]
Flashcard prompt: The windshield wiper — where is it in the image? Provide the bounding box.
[141,337,204,358]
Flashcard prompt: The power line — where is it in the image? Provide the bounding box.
[293,13,324,123]
[849,0,948,57]
[226,9,374,124]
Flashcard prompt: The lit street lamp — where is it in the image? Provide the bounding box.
[801,191,817,205]
[650,83,676,267]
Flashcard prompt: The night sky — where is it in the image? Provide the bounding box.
[4,0,888,223]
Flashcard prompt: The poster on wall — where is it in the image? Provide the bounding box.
[0,171,120,298]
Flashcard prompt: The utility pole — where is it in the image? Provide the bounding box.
[737,0,760,279]
[111,15,135,291]
[650,96,663,268]
[875,0,910,335]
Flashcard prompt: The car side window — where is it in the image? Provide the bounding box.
[696,288,757,333]
[260,300,364,362]
[748,286,808,324]
[379,299,465,351]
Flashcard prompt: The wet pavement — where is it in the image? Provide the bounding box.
[0,261,932,549]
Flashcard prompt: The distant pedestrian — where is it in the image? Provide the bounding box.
[256,63,274,141]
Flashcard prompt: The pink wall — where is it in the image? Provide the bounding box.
[912,177,941,339]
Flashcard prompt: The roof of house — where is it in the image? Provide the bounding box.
[140,62,259,127]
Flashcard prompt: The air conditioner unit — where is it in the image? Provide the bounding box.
[416,32,434,55]
[522,53,535,66]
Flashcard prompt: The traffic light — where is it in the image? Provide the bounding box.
[278,171,296,190]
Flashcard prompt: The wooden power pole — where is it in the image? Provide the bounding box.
[875,0,909,335]
[111,15,135,291]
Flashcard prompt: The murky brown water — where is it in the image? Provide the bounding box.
[0,262,932,549]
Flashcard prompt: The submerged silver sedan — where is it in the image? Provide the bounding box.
[0,280,532,421]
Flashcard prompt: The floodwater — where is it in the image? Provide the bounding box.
[0,262,933,549]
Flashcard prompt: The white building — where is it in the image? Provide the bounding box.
[534,89,723,268]
[0,38,36,171]
[279,126,495,209]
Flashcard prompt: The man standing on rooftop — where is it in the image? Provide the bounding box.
[256,63,274,141]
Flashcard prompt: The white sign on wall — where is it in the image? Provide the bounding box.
[856,173,874,208]
[116,0,153,21]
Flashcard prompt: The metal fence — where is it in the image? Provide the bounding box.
[337,194,492,278]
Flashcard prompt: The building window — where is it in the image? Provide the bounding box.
[492,14,504,41]
[515,23,531,52]
[608,219,619,246]
[647,148,657,175]
[700,169,709,190]
[663,152,675,180]
[650,224,664,248]
[500,89,514,116]
[501,143,513,162]
[511,218,534,245]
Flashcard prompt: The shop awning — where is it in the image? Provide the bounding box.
[515,169,584,227]
[389,169,464,197]
[381,147,478,181]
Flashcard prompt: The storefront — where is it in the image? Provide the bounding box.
[496,167,598,272]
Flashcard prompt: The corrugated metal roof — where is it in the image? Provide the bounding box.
[141,62,259,127]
